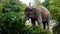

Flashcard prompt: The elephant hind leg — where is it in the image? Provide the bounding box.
[46,15,50,30]
[47,21,49,30]
[42,21,47,30]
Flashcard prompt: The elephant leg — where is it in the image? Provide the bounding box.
[47,21,49,30]
[37,16,43,28]
[46,15,50,30]
[42,21,46,30]
[31,19,35,26]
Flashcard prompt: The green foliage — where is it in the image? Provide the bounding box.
[0,0,52,34]
[2,0,26,13]
[42,0,50,9]
[0,0,27,34]
[34,0,42,5]
[47,0,60,21]
[26,26,51,34]
[0,12,26,34]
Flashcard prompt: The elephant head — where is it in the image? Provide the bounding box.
[24,6,36,18]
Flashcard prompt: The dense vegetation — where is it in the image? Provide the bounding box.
[0,0,27,34]
[0,0,60,34]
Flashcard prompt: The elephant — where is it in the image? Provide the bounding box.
[24,5,50,30]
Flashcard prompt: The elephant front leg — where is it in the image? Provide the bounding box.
[31,18,35,26]
[47,22,49,30]
[42,21,46,30]
[37,16,43,28]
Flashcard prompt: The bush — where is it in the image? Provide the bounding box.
[0,0,52,34]
[22,25,52,34]
[0,12,26,34]
[0,13,52,34]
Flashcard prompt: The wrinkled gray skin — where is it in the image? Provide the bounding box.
[24,5,50,30]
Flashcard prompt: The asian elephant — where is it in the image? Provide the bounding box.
[24,5,50,30]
